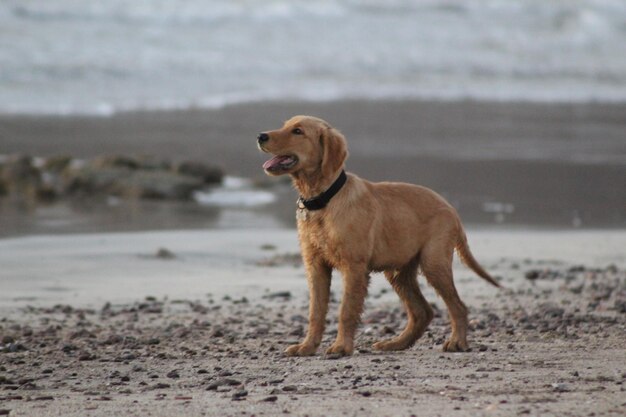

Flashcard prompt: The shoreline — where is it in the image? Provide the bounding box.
[1,99,625,233]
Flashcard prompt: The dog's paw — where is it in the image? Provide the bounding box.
[284,343,317,357]
[325,343,353,357]
[442,338,469,352]
[372,338,413,352]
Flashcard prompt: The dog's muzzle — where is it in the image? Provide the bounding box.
[257,132,269,144]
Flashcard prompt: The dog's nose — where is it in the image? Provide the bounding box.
[257,132,269,143]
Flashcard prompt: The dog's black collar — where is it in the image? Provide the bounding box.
[297,170,347,211]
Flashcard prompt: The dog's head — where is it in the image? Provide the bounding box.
[257,115,348,180]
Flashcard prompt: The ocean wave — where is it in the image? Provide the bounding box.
[1,0,626,115]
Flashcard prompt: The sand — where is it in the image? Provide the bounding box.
[1,229,625,416]
[1,100,625,416]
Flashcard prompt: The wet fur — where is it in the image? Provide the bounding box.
[259,115,499,357]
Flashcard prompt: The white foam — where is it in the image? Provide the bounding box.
[193,189,276,208]
[193,176,276,208]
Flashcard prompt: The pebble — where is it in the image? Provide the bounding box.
[261,395,278,402]
[263,291,292,300]
[78,352,95,361]
[206,378,242,390]
[166,370,180,379]
[231,390,248,400]
[61,344,76,353]
[155,248,176,260]
[551,383,570,392]
[325,353,343,360]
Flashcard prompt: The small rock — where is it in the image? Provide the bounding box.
[91,155,139,170]
[174,161,223,184]
[525,270,540,280]
[61,344,77,353]
[206,378,242,390]
[78,352,95,361]
[155,248,176,260]
[262,291,292,300]
[166,370,180,379]
[43,155,73,172]
[261,395,278,402]
[232,390,248,400]
[551,383,570,392]
[325,353,343,360]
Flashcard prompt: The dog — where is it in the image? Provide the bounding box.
[258,115,499,357]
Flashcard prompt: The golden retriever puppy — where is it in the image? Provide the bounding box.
[258,116,499,357]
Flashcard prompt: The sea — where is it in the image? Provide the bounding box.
[1,0,626,116]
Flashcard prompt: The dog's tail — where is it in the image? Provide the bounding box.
[456,230,500,288]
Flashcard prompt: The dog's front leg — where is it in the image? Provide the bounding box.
[326,265,369,356]
[285,259,331,356]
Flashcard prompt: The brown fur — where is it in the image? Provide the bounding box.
[259,115,499,357]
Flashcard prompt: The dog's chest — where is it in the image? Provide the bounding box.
[298,212,340,262]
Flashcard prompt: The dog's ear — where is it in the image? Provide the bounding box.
[320,126,348,179]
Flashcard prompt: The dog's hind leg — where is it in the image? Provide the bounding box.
[373,258,433,351]
[420,236,469,352]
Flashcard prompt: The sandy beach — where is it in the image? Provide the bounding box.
[1,229,625,416]
[1,100,626,416]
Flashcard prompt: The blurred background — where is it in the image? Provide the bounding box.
[1,0,625,236]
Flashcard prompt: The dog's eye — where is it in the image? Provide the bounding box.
[292,128,303,135]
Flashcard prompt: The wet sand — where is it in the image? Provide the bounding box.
[1,100,625,233]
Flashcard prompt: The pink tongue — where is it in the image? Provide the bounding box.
[263,155,291,170]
